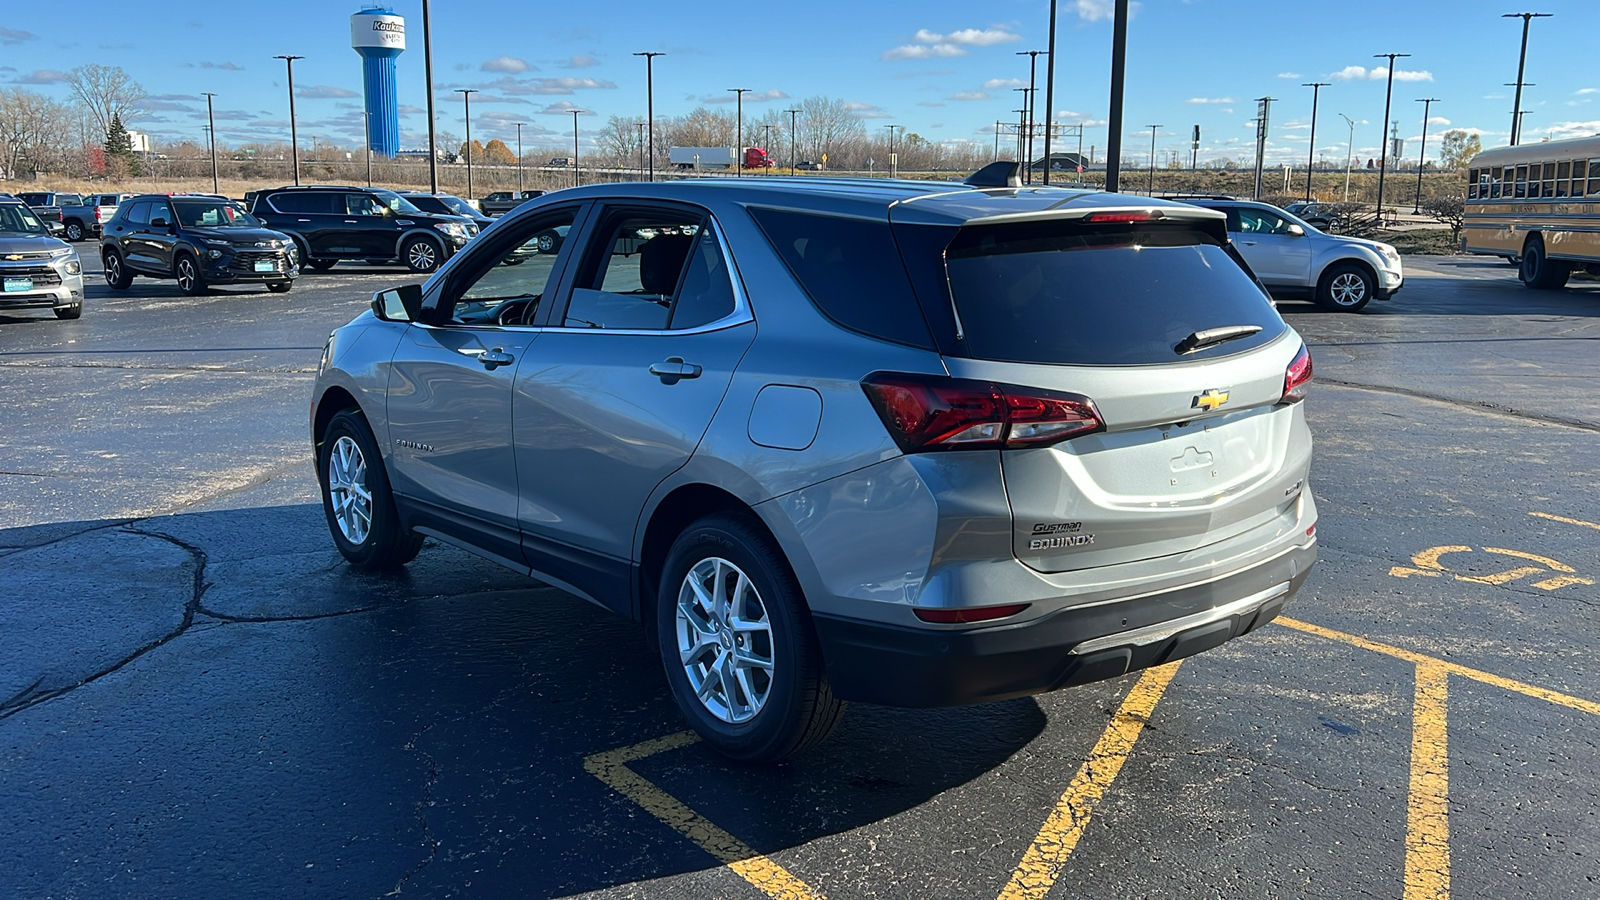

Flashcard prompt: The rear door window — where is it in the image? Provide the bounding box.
[942,220,1285,366]
[562,209,733,331]
[125,202,151,226]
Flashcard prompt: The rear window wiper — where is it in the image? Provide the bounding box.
[1175,324,1262,355]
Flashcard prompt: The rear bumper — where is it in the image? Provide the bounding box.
[812,540,1316,708]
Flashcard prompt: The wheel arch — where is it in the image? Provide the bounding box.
[636,483,796,630]
[1521,230,1545,255]
[393,227,445,258]
[313,385,363,451]
[1316,254,1379,292]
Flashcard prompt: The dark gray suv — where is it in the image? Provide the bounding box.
[310,174,1318,761]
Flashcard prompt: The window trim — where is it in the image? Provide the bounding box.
[422,202,591,329]
[542,205,752,337]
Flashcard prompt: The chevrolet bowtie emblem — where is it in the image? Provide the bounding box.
[2,254,21,261]
[1192,389,1230,412]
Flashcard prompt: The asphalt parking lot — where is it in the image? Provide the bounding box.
[2,251,1597,899]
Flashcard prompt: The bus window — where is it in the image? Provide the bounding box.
[1541,162,1557,198]
[1490,166,1504,198]
[1589,159,1600,196]
[1467,169,1478,199]
[1556,161,1571,197]
[1572,160,1586,197]
[1514,165,1528,198]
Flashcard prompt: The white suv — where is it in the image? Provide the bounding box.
[1184,199,1403,312]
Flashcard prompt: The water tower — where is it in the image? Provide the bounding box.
[351,6,405,157]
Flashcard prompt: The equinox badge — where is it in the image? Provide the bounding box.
[1191,389,1230,412]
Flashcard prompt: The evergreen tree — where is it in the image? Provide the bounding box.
[103,112,141,176]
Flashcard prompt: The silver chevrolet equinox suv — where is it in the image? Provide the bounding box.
[310,168,1319,762]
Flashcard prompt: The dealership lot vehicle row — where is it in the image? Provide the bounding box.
[3,251,1598,898]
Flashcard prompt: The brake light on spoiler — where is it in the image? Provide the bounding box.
[861,372,1104,453]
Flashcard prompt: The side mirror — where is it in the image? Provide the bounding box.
[150,217,170,229]
[1286,223,1306,237]
[372,283,424,322]
[48,221,64,236]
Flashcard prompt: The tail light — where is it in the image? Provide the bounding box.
[914,603,1029,624]
[94,207,103,222]
[1282,345,1312,403]
[861,372,1103,453]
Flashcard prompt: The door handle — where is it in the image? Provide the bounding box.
[649,357,702,383]
[345,219,359,224]
[477,348,516,370]
[1240,240,1258,246]
[298,218,311,222]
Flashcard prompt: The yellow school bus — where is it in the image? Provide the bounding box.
[1464,135,1600,289]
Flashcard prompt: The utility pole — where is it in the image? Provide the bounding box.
[637,121,646,174]
[203,92,219,195]
[515,122,523,190]
[994,120,1001,162]
[1146,124,1161,195]
[1503,13,1552,145]
[1013,88,1030,161]
[787,107,800,175]
[1042,0,1059,184]
[455,88,477,200]
[1191,125,1200,170]
[1104,0,1130,192]
[633,51,663,180]
[1373,52,1410,219]
[1413,97,1440,213]
[1339,113,1356,202]
[421,0,438,193]
[728,88,750,176]
[570,109,584,187]
[1302,82,1329,202]
[1252,97,1276,199]
[884,124,899,178]
[273,55,303,185]
[1017,49,1046,183]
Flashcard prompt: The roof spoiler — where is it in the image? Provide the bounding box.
[964,161,1022,189]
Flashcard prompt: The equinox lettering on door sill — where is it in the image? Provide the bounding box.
[1030,534,1095,550]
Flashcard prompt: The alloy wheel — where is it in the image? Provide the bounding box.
[177,259,197,292]
[407,241,437,271]
[104,255,120,285]
[675,557,775,724]
[65,223,82,241]
[1329,272,1367,307]
[326,435,373,544]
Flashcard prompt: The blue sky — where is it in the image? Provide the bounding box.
[4,0,1599,163]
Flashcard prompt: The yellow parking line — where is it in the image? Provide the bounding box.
[1404,664,1451,900]
[584,732,825,900]
[1530,511,1600,532]
[997,662,1182,900]
[1277,617,1600,716]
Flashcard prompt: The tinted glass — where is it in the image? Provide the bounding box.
[147,201,173,224]
[174,200,260,228]
[943,221,1285,366]
[566,213,702,330]
[1589,159,1600,196]
[370,189,421,214]
[1237,208,1295,235]
[669,227,738,330]
[748,207,934,349]
[346,193,385,216]
[448,209,577,326]
[125,201,151,225]
[269,192,337,214]
[0,204,46,234]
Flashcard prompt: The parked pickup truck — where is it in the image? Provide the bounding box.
[478,190,545,217]
[16,192,123,242]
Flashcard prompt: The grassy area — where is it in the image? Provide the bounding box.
[1372,227,1459,255]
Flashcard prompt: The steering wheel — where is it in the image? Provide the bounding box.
[494,296,541,326]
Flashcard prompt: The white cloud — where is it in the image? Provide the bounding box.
[912,27,1020,46]
[1331,65,1369,81]
[1186,97,1234,105]
[883,43,967,61]
[983,77,1026,90]
[1427,116,1450,126]
[1577,88,1598,95]
[1545,120,1600,140]
[297,85,358,99]
[845,101,891,119]
[1332,65,1433,82]
[703,89,790,104]
[560,55,599,69]
[950,91,988,101]
[539,101,593,115]
[1276,72,1301,79]
[482,56,531,74]
[1073,0,1114,21]
[1387,68,1434,82]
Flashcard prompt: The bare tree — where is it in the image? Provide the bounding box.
[65,64,146,141]
[0,88,73,177]
[596,114,644,167]
[1420,195,1466,245]
[796,96,866,166]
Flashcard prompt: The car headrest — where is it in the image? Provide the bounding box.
[639,233,696,296]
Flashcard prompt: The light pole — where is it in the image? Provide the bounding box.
[1252,97,1277,199]
[570,108,584,187]
[455,88,477,200]
[1017,49,1046,183]
[203,92,219,195]
[728,88,750,176]
[1104,0,1130,192]
[637,121,646,174]
[1043,0,1059,184]
[1373,52,1410,219]
[273,55,303,185]
[1146,124,1161,195]
[1503,13,1552,145]
[787,107,800,175]
[761,123,775,173]
[421,0,438,193]
[633,51,663,180]
[515,122,523,190]
[884,124,900,178]
[1013,88,1030,161]
[1339,113,1356,202]
[1302,82,1329,202]
[1413,97,1440,213]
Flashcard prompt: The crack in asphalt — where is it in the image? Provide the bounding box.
[388,723,443,897]
[1319,378,1600,433]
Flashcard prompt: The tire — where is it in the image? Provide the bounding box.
[1316,262,1374,312]
[403,236,443,274]
[308,259,339,272]
[174,253,207,296]
[103,250,133,290]
[1519,239,1570,290]
[267,282,293,293]
[53,304,83,320]
[656,513,845,763]
[318,410,423,570]
[64,220,84,242]
[534,230,562,255]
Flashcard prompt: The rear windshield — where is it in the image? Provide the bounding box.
[943,221,1285,366]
